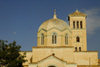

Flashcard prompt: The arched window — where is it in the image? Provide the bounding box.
[41,33,44,45]
[48,66,56,67]
[65,34,68,45]
[77,21,79,29]
[52,33,57,44]
[80,21,83,29]
[79,47,81,51]
[73,21,75,29]
[75,47,77,51]
[76,36,80,42]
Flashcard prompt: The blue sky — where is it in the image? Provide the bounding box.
[0,0,100,57]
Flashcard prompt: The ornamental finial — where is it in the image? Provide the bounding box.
[76,9,79,12]
[53,9,57,19]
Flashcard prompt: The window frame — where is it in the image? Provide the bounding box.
[75,47,77,51]
[77,21,79,29]
[79,47,81,51]
[41,33,44,45]
[65,34,68,45]
[76,36,80,42]
[80,21,83,29]
[73,21,75,29]
[52,33,57,44]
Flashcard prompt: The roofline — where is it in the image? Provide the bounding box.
[32,54,67,63]
[20,51,32,52]
[32,46,74,48]
[68,10,87,17]
[32,54,76,64]
[74,51,98,52]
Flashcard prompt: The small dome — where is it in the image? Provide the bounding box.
[38,18,70,32]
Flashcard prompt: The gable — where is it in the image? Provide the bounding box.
[33,54,66,64]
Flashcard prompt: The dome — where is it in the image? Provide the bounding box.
[38,10,70,32]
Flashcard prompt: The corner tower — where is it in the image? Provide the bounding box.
[68,10,87,51]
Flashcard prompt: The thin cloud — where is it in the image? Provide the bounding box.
[83,8,100,34]
[13,32,16,35]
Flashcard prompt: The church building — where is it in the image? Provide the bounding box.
[21,10,99,67]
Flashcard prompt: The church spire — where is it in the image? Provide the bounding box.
[53,9,57,19]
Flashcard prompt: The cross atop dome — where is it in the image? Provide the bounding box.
[53,9,57,19]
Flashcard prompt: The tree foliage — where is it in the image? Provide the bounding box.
[0,40,26,67]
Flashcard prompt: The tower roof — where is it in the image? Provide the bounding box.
[69,10,87,17]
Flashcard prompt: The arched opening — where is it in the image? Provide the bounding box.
[73,21,75,29]
[52,33,57,44]
[79,47,81,51]
[41,33,44,45]
[75,47,77,51]
[80,21,83,29]
[77,21,79,29]
[48,66,56,67]
[65,34,68,45]
[76,36,80,42]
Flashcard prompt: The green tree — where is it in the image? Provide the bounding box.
[0,40,26,67]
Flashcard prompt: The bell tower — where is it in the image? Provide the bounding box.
[68,10,87,51]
